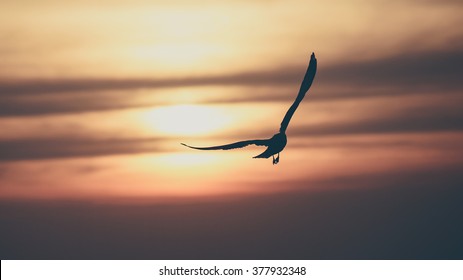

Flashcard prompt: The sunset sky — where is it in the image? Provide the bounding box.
[1,0,462,259]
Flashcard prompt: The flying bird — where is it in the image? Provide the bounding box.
[181,52,317,165]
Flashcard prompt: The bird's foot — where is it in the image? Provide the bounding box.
[272,154,280,165]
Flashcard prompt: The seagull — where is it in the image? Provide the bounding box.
[181,52,317,165]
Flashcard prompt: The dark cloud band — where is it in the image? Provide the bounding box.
[0,49,462,117]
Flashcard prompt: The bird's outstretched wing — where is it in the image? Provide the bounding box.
[181,139,269,150]
[280,52,317,133]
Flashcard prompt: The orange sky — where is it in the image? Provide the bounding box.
[0,0,462,201]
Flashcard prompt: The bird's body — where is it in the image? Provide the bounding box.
[253,133,287,164]
[181,52,317,165]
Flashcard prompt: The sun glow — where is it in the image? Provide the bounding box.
[140,104,233,136]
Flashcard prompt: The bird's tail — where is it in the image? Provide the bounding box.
[253,147,273,159]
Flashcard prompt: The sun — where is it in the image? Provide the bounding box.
[140,104,233,136]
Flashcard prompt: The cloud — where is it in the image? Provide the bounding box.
[0,91,153,117]
[290,104,463,137]
[234,93,463,140]
[318,48,463,91]
[0,73,296,96]
[0,137,164,161]
[0,49,462,117]
[2,49,462,95]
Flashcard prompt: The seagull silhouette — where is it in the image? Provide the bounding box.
[181,52,317,165]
